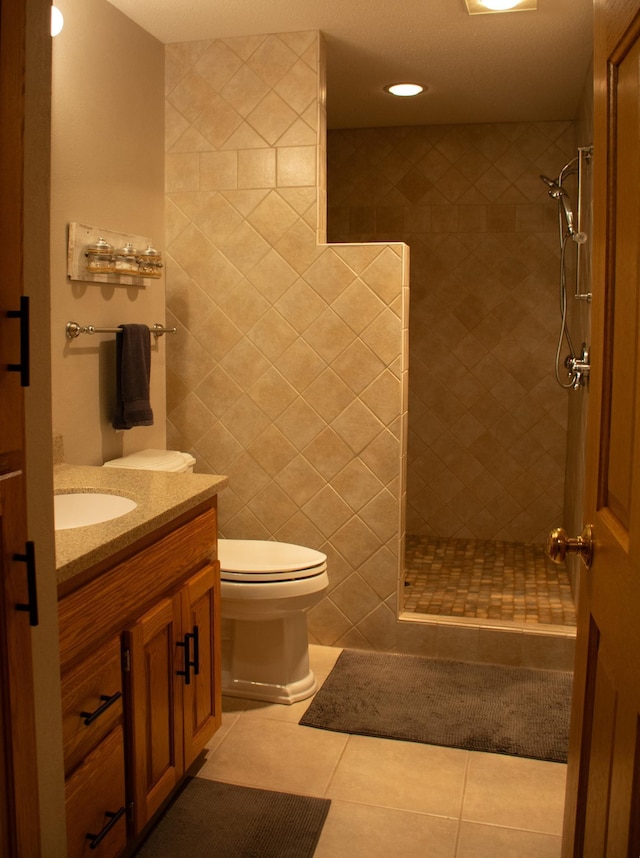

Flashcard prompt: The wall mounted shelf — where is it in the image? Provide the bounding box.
[67,222,163,286]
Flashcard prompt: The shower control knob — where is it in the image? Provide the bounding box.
[547,525,594,569]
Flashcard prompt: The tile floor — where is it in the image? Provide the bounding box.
[195,645,567,857]
[404,536,576,628]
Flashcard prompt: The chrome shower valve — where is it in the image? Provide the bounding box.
[565,344,590,389]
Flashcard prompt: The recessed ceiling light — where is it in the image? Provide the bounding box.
[465,0,536,13]
[384,83,426,97]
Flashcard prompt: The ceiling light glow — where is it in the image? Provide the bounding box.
[384,83,425,97]
[51,6,64,37]
[465,0,536,13]
[482,0,520,9]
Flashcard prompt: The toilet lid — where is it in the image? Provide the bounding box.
[103,449,195,472]
[218,539,327,581]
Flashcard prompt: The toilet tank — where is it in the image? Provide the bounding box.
[103,448,196,473]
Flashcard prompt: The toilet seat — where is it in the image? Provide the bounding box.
[218,539,327,582]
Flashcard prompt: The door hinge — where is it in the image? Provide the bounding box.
[122,648,131,672]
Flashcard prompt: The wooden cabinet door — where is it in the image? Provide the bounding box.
[561,1,640,854]
[125,597,184,834]
[181,563,221,768]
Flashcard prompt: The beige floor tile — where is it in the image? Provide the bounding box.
[202,698,246,752]
[314,800,458,858]
[326,734,469,817]
[310,643,343,682]
[462,752,566,835]
[456,821,562,857]
[197,715,348,796]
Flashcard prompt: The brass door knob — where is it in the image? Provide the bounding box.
[547,524,593,569]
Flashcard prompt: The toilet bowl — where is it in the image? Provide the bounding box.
[219,539,328,704]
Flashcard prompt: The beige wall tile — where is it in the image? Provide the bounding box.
[328,121,573,551]
[237,148,276,189]
[165,32,408,654]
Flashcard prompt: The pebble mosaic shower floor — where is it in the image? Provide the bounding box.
[404,536,576,628]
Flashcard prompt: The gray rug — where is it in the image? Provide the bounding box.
[300,649,572,763]
[135,778,330,857]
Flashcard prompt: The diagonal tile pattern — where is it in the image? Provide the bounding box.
[164,33,411,651]
[328,122,574,545]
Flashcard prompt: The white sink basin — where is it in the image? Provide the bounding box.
[54,492,137,530]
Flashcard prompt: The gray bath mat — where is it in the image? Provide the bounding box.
[300,649,572,763]
[135,778,330,857]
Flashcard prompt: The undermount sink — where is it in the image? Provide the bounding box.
[54,492,137,530]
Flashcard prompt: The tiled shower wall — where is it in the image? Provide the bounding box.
[163,32,418,651]
[328,122,575,545]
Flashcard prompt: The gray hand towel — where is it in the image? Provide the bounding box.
[112,324,154,430]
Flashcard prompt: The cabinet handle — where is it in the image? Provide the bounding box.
[85,806,125,850]
[6,295,30,387]
[80,691,122,726]
[14,541,38,626]
[177,628,199,685]
[192,624,200,676]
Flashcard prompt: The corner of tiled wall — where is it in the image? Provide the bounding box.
[164,30,415,651]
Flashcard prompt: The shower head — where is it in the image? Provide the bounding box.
[540,174,576,235]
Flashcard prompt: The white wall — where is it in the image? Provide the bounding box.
[50,0,166,465]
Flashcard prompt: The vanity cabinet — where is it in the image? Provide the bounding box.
[125,563,219,834]
[58,502,221,857]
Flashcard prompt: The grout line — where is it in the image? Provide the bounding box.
[321,731,352,798]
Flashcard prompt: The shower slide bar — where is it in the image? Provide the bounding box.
[574,145,593,302]
[65,321,177,339]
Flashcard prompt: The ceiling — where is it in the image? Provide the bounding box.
[107,0,593,129]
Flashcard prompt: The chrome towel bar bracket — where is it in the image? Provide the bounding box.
[66,321,177,339]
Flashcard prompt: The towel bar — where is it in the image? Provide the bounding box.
[66,321,177,339]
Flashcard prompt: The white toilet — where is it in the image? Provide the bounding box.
[103,449,329,705]
[219,539,328,705]
[103,448,196,473]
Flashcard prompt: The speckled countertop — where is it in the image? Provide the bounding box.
[54,464,228,587]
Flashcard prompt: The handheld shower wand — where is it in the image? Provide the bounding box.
[540,175,576,236]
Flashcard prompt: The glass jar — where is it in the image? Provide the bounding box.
[138,243,163,278]
[114,242,138,274]
[85,237,114,272]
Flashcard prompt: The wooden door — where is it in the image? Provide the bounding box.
[181,563,221,768]
[561,1,640,854]
[0,0,41,854]
[125,597,184,834]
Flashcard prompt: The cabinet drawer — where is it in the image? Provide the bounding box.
[62,637,123,776]
[65,724,127,858]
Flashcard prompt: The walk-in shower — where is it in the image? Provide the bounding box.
[326,124,588,642]
[541,146,593,390]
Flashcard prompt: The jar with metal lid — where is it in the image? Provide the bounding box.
[138,243,163,278]
[85,237,114,272]
[114,241,138,274]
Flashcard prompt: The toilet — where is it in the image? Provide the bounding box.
[218,539,328,705]
[103,449,328,705]
[103,448,196,473]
